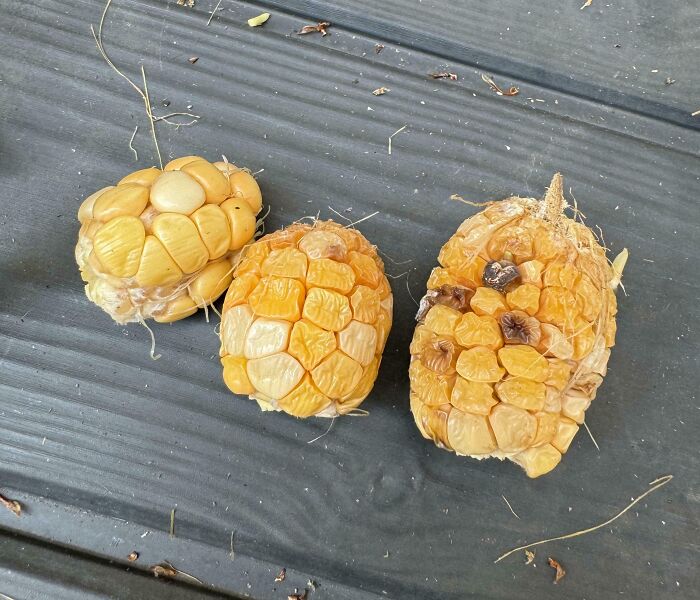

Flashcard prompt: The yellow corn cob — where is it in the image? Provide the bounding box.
[219,220,393,417]
[75,156,263,323]
[409,174,625,477]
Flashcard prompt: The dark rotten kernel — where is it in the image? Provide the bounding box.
[482,260,520,291]
[500,311,541,346]
[415,284,473,322]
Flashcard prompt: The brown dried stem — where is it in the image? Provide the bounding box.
[0,492,21,516]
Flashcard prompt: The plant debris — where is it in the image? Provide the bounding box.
[128,125,138,160]
[206,0,223,26]
[374,44,385,53]
[127,551,139,562]
[548,557,566,583]
[525,550,535,565]
[501,495,521,519]
[288,591,307,600]
[177,0,194,7]
[248,12,270,27]
[0,491,21,517]
[307,579,318,591]
[169,508,176,538]
[188,56,199,64]
[298,22,330,36]
[429,72,457,80]
[691,109,700,117]
[495,474,673,563]
[580,0,593,8]
[151,561,204,584]
[480,73,519,97]
[664,77,676,85]
[372,86,390,96]
[275,568,287,582]
[388,124,407,155]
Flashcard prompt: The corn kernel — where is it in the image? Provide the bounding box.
[288,319,336,370]
[447,409,497,455]
[223,272,259,310]
[337,320,377,366]
[470,287,509,317]
[423,304,462,336]
[552,417,579,453]
[152,213,209,274]
[135,235,183,287]
[512,444,561,478]
[561,389,591,424]
[92,183,150,221]
[150,171,206,214]
[497,345,549,382]
[118,166,161,187]
[78,186,113,224]
[220,198,256,250]
[545,358,572,391]
[249,277,305,321]
[163,155,203,171]
[450,378,497,415]
[93,216,145,278]
[536,286,579,329]
[246,353,305,400]
[456,346,505,382]
[191,204,231,260]
[311,350,363,398]
[261,248,308,280]
[278,374,331,417]
[538,323,574,360]
[220,304,254,357]
[154,294,198,323]
[298,230,347,261]
[244,317,292,359]
[495,377,546,411]
[306,258,355,294]
[518,260,545,287]
[542,262,581,289]
[489,403,537,452]
[409,360,454,406]
[531,412,560,447]
[181,159,230,204]
[506,283,540,316]
[349,285,381,323]
[221,356,255,395]
[348,251,380,288]
[454,312,503,350]
[302,287,352,331]
[189,260,233,305]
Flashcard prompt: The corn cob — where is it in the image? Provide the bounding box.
[219,220,393,417]
[75,156,262,323]
[409,174,625,477]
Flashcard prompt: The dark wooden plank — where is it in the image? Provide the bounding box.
[0,1,698,598]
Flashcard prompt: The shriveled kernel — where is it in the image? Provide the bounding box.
[513,444,561,478]
[278,375,331,418]
[223,273,259,310]
[561,389,591,424]
[575,273,603,321]
[506,283,541,316]
[543,386,563,413]
[418,405,451,449]
[518,260,545,287]
[545,358,572,391]
[350,285,381,324]
[570,318,596,360]
[409,360,454,406]
[181,160,230,204]
[118,166,161,187]
[189,260,233,305]
[552,417,579,453]
[298,230,347,261]
[191,204,231,260]
[375,310,392,353]
[538,323,574,359]
[496,377,546,411]
[306,259,355,294]
[261,248,308,280]
[220,198,257,250]
[221,356,255,395]
[93,216,145,278]
[340,358,379,409]
[456,346,505,382]
[288,319,336,370]
[423,304,462,336]
[499,310,542,346]
[247,353,305,400]
[249,277,305,321]
[92,183,150,221]
[150,171,206,215]
[348,251,380,287]
[447,409,497,455]
[135,235,183,287]
[78,186,113,224]
[220,304,255,356]
[454,312,503,350]
[302,287,352,331]
[498,345,549,382]
[531,412,560,447]
[536,286,579,329]
[311,350,363,398]
[470,287,509,317]
[152,213,209,274]
[605,318,617,348]
[543,262,581,289]
[338,320,377,366]
[482,259,521,291]
[486,228,533,263]
[489,403,537,452]
[450,378,497,415]
[411,391,431,439]
[244,318,292,359]
[163,155,203,171]
[420,338,457,374]
[426,267,460,290]
[154,294,198,323]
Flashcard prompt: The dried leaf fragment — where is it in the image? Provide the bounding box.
[248,12,270,27]
[151,564,178,578]
[525,550,535,565]
[288,590,308,600]
[0,492,21,516]
[664,77,675,85]
[188,56,199,64]
[127,551,139,562]
[610,248,628,290]
[375,44,385,54]
[372,86,390,96]
[548,557,566,583]
[481,73,519,97]
[429,72,458,80]
[177,0,194,7]
[275,567,287,582]
[298,22,330,36]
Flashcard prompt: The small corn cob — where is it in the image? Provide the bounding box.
[75,156,262,323]
[409,174,625,477]
[219,220,393,417]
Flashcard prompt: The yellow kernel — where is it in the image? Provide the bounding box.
[93,216,145,278]
[191,204,231,260]
[154,294,198,323]
[350,285,380,324]
[311,350,363,398]
[375,309,392,354]
[247,353,305,400]
[339,357,380,410]
[456,346,505,382]
[261,248,308,280]
[163,155,203,171]
[298,230,347,261]
[181,159,230,204]
[288,319,336,370]
[409,360,454,406]
[498,345,549,382]
[221,356,255,395]
[150,171,206,215]
[538,323,574,360]
[423,304,462,336]
[488,403,537,452]
[543,262,581,289]
[536,286,579,329]
[518,260,545,287]
[470,287,508,317]
[545,358,572,391]
[249,276,306,321]
[454,312,503,350]
[189,259,233,305]
[512,444,561,478]
[78,186,113,224]
[135,235,183,287]
[220,198,256,250]
[506,283,541,316]
[552,417,579,453]
[302,287,352,331]
[306,259,356,294]
[92,183,150,221]
[152,213,209,274]
[244,317,293,359]
[337,320,377,366]
[531,412,560,447]
[220,304,255,357]
[450,378,497,415]
[118,166,161,187]
[278,374,331,418]
[223,272,259,310]
[348,251,380,288]
[495,377,546,411]
[447,409,497,455]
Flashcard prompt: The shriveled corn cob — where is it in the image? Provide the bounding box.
[409,174,625,477]
[75,156,262,323]
[219,220,393,417]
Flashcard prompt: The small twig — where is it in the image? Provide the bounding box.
[583,421,600,451]
[548,557,566,583]
[151,112,201,127]
[374,44,385,54]
[372,86,390,96]
[151,560,204,584]
[429,72,457,80]
[0,492,21,517]
[691,109,700,117]
[450,194,495,208]
[480,73,519,96]
[495,474,674,563]
[298,22,330,36]
[169,508,176,538]
[128,125,138,160]
[229,530,235,561]
[327,206,353,223]
[502,495,520,519]
[580,0,593,9]
[345,211,379,228]
[275,567,287,582]
[388,125,407,155]
[207,0,223,26]
[307,418,336,444]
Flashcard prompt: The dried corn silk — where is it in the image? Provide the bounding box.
[409,174,625,477]
[75,157,263,323]
[219,220,393,417]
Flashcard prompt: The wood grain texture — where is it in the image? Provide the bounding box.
[0,1,698,598]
